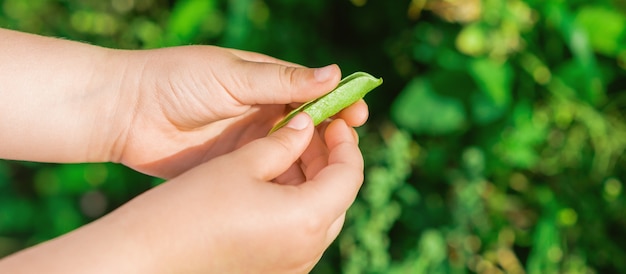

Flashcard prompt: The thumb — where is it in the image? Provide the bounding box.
[229,113,314,180]
[227,63,341,105]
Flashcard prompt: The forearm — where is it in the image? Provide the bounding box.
[0,208,156,273]
[0,180,219,274]
[0,28,133,162]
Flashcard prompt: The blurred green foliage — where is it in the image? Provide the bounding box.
[2,0,626,273]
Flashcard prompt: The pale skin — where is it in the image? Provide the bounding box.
[0,28,368,273]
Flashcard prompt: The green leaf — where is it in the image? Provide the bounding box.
[545,2,605,105]
[163,0,216,46]
[392,78,466,135]
[576,6,626,56]
[469,58,512,107]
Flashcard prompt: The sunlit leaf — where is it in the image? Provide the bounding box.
[469,58,512,107]
[163,0,217,46]
[576,6,626,56]
[545,2,605,105]
[392,78,466,135]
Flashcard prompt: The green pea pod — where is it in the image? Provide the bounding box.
[269,71,383,134]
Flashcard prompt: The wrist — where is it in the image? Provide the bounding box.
[87,49,144,163]
[0,30,144,163]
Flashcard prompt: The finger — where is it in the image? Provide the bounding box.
[300,119,364,221]
[335,99,369,127]
[299,129,328,180]
[228,113,314,181]
[225,48,304,68]
[313,120,358,146]
[351,127,360,144]
[226,62,341,106]
[273,162,305,185]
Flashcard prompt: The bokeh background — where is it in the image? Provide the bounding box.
[1,0,626,273]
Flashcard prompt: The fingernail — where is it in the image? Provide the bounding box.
[286,113,310,130]
[314,65,335,82]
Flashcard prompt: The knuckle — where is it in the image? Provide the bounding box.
[279,66,299,90]
[302,214,326,236]
[269,134,295,155]
[293,207,327,238]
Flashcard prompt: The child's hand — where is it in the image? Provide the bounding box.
[0,29,367,171]
[127,114,362,273]
[0,113,364,273]
[112,46,369,178]
[0,28,368,178]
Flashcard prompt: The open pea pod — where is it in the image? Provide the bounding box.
[269,71,383,134]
